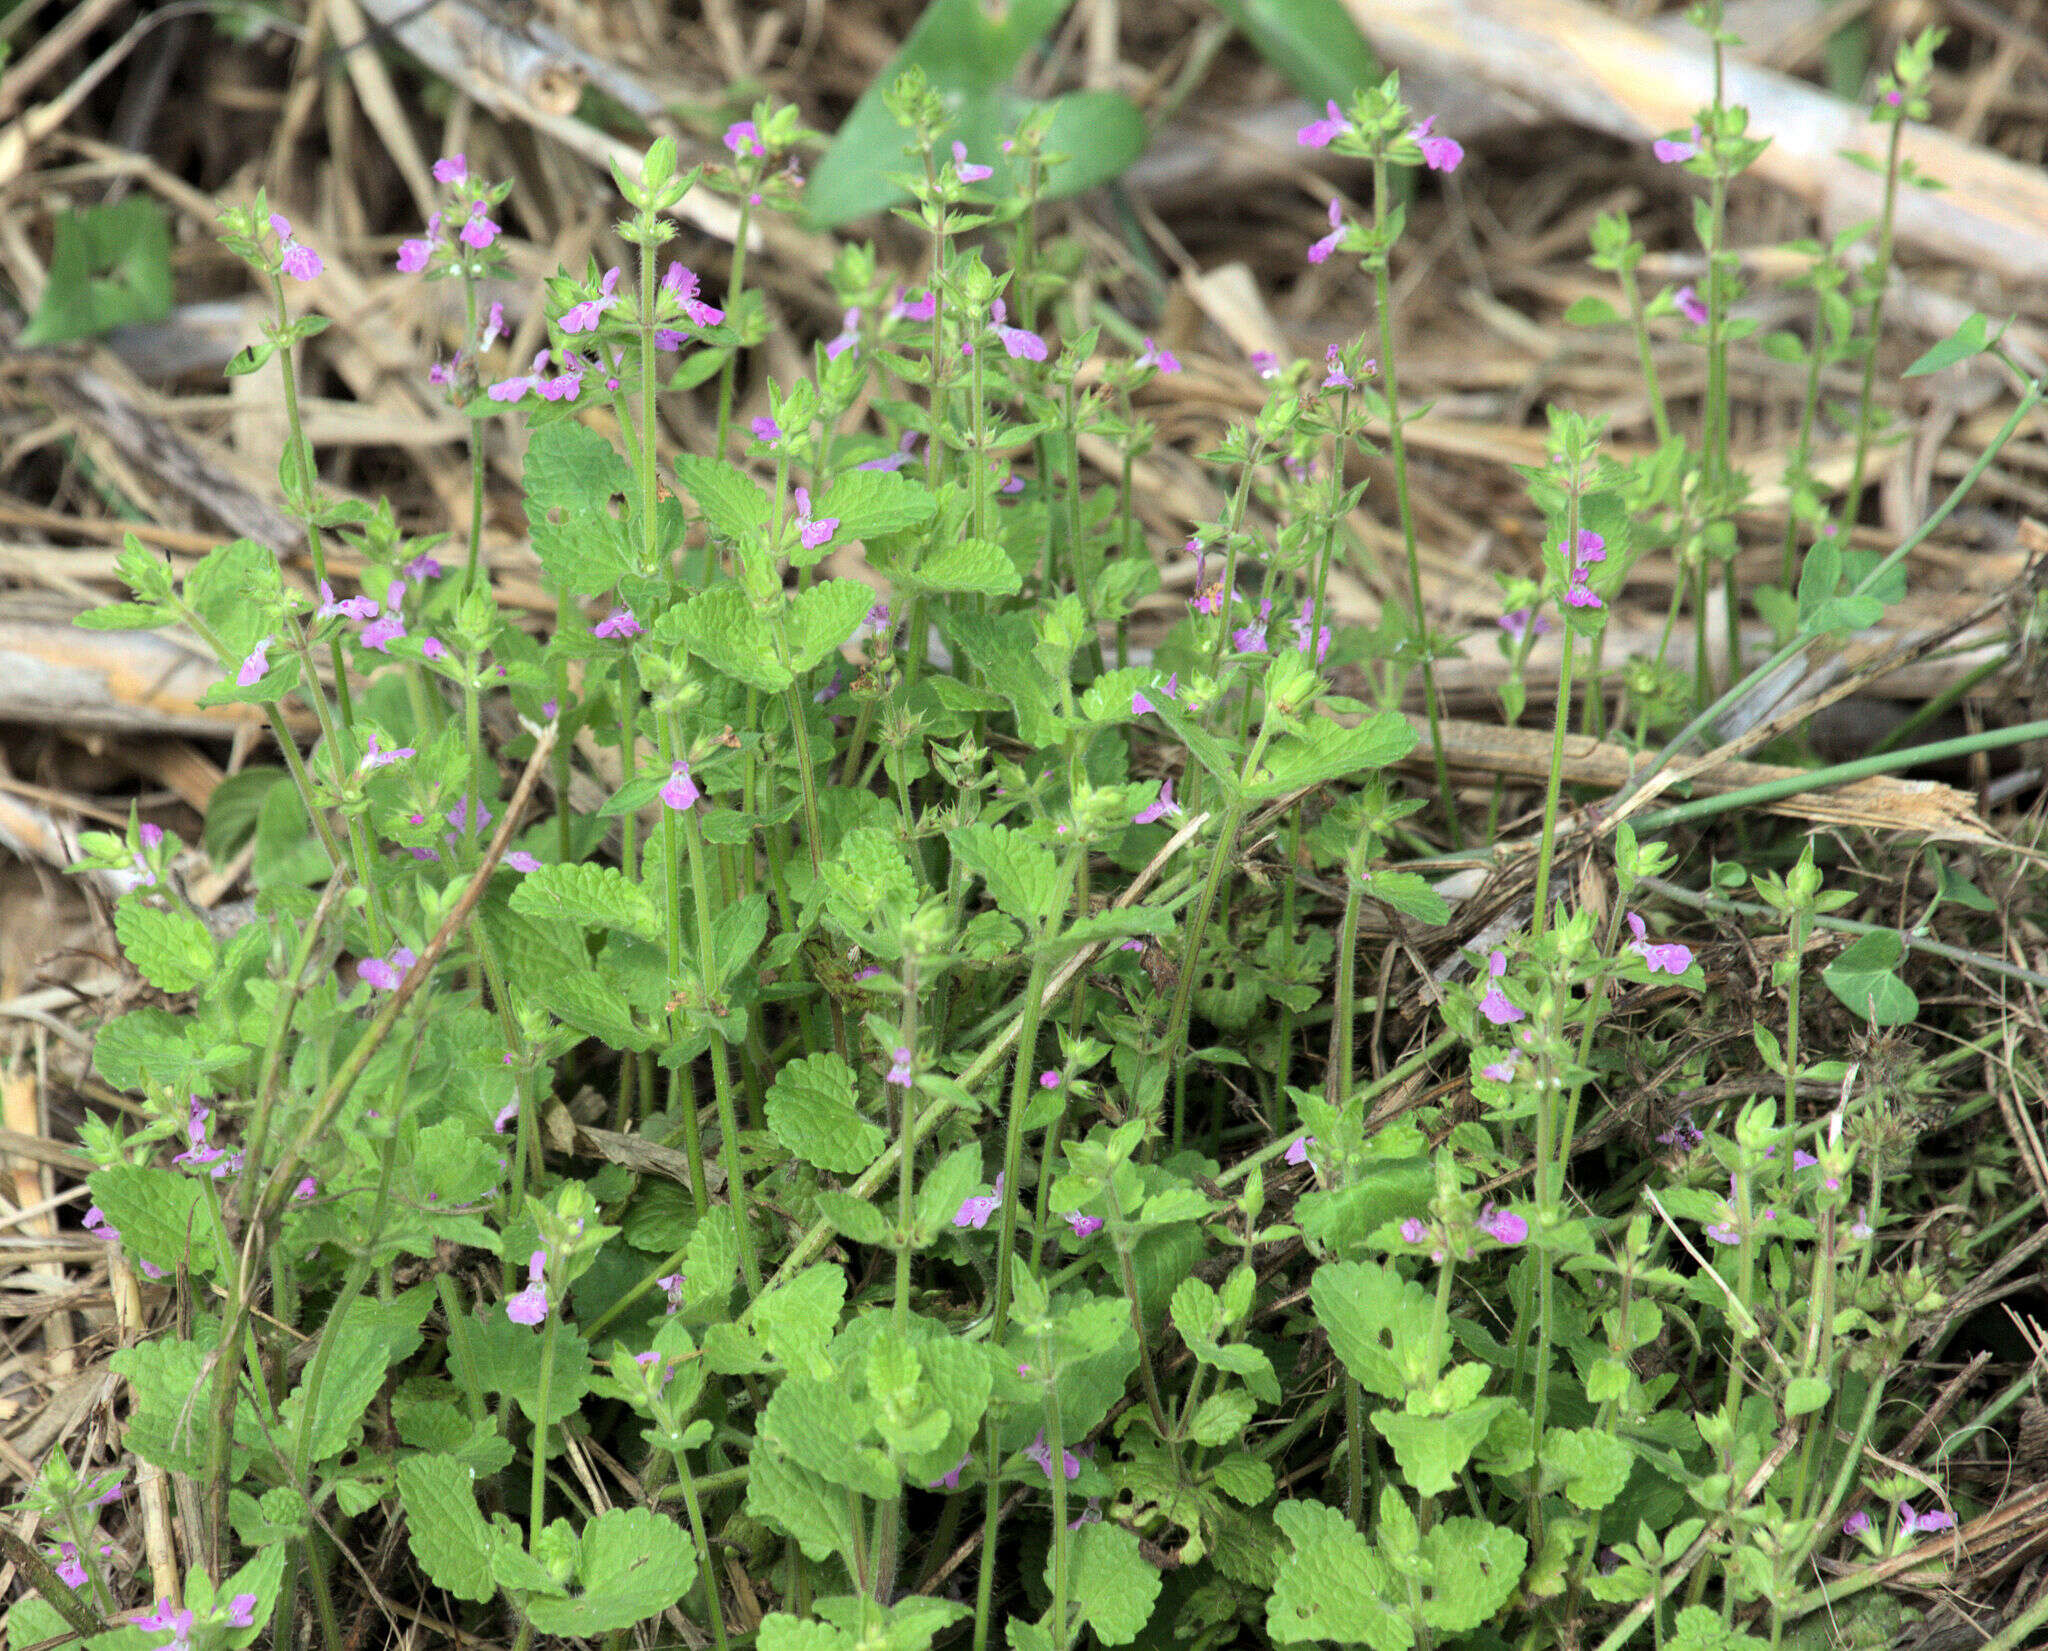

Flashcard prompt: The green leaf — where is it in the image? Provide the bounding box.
[510,860,661,941]
[21,197,173,346]
[466,1310,590,1423]
[950,823,1062,928]
[113,1336,263,1474]
[1904,312,1996,376]
[909,536,1023,597]
[1191,1388,1260,1448]
[1052,1520,1163,1645]
[524,1507,698,1635]
[747,1443,860,1561]
[765,1052,887,1175]
[1542,1425,1632,1510]
[1821,930,1919,1026]
[1311,1260,1437,1400]
[761,1376,898,1499]
[1364,869,1450,926]
[1373,1399,1507,1497]
[754,1264,847,1378]
[1417,1517,1526,1632]
[1210,0,1381,112]
[816,1189,893,1246]
[674,585,793,691]
[1563,294,1624,327]
[76,602,175,631]
[817,471,936,542]
[115,899,217,993]
[674,452,770,540]
[788,579,879,674]
[1784,1374,1831,1417]
[1169,1277,1222,1345]
[284,1289,431,1466]
[1268,1498,1405,1648]
[523,421,636,595]
[1245,711,1418,802]
[87,1164,215,1278]
[1211,1453,1276,1504]
[395,1454,495,1603]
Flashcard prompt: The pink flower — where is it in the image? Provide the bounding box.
[593,606,642,640]
[658,1272,686,1312]
[360,613,407,651]
[660,759,701,811]
[357,945,417,992]
[446,797,491,835]
[1039,1070,1061,1089]
[1284,1134,1313,1167]
[1564,576,1603,610]
[481,301,507,350]
[825,307,861,360]
[887,1047,914,1088]
[536,355,583,400]
[1657,1113,1705,1149]
[1674,284,1708,326]
[1410,115,1463,172]
[396,231,435,274]
[1320,344,1354,390]
[1250,349,1280,378]
[1476,1204,1528,1245]
[51,1541,87,1588]
[928,1450,971,1491]
[270,214,323,281]
[793,485,838,550]
[1064,1211,1103,1239]
[489,350,550,401]
[1137,337,1181,374]
[1499,607,1552,644]
[751,416,782,443]
[890,288,937,324]
[1399,1217,1430,1245]
[506,850,541,873]
[1290,613,1332,663]
[1625,911,1693,975]
[1025,1429,1081,1481]
[293,1176,318,1201]
[1653,126,1700,165]
[725,121,761,157]
[1481,1051,1519,1082]
[433,154,467,183]
[1308,198,1345,265]
[1899,1503,1954,1537]
[952,141,993,183]
[954,1172,1004,1230]
[989,298,1048,362]
[661,263,725,328]
[1569,529,1606,565]
[1132,688,1157,715]
[1134,777,1182,826]
[173,1099,229,1175]
[459,205,500,249]
[84,1205,121,1244]
[859,431,922,472]
[493,1100,520,1133]
[1298,99,1347,148]
[319,579,378,622]
[561,266,622,333]
[1478,949,1524,1025]
[236,637,272,686]
[362,733,416,769]
[1842,1509,1872,1537]
[506,1249,550,1325]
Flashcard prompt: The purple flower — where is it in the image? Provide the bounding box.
[459,204,500,249]
[138,1602,195,1651]
[593,606,642,640]
[1399,1218,1430,1246]
[1026,1429,1081,1481]
[236,637,272,687]
[1478,949,1524,1025]
[1674,284,1709,326]
[536,355,584,400]
[1298,99,1348,148]
[50,1541,86,1588]
[953,1172,1005,1230]
[506,850,541,873]
[660,759,701,811]
[1842,1509,1872,1537]
[825,307,861,361]
[1320,344,1354,390]
[506,1248,550,1325]
[1476,1204,1528,1245]
[865,599,892,631]
[793,485,838,550]
[1064,1211,1103,1239]
[357,945,417,992]
[489,350,549,401]
[890,287,937,324]
[362,733,416,769]
[1039,1070,1062,1089]
[952,141,993,184]
[859,431,921,472]
[1235,597,1274,654]
[1900,1502,1954,1537]
[446,797,491,835]
[406,551,445,581]
[751,416,782,443]
[84,1204,120,1245]
[726,120,762,157]
[1654,125,1700,165]
[1250,349,1280,378]
[318,581,377,626]
[360,612,407,652]
[1137,337,1181,374]
[658,1272,686,1312]
[1410,115,1464,172]
[141,822,163,850]
[1569,529,1606,565]
[1625,911,1693,975]
[173,1099,231,1178]
[929,1450,972,1491]
[493,1099,520,1134]
[1284,1134,1313,1166]
[269,214,323,281]
[1290,613,1332,663]
[988,298,1048,362]
[887,1046,914,1088]
[1656,1112,1705,1150]
[397,230,435,274]
[1481,1050,1520,1082]
[1308,197,1345,265]
[1499,608,1552,645]
[1564,575,1603,610]
[659,263,725,329]
[561,266,622,333]
[1132,688,1157,715]
[293,1175,318,1201]
[1134,777,1182,826]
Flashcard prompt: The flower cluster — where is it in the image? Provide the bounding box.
[1561,528,1607,610]
[393,154,505,277]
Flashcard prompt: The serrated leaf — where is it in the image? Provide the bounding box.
[87,1163,215,1278]
[816,1190,893,1246]
[1311,1260,1436,1401]
[467,1310,590,1423]
[762,1376,898,1499]
[1373,1399,1507,1497]
[747,1442,859,1561]
[524,1507,697,1634]
[510,860,661,941]
[911,536,1022,596]
[1246,712,1418,802]
[76,602,174,630]
[526,418,632,511]
[950,823,1062,929]
[817,471,936,542]
[674,452,770,540]
[1211,1453,1276,1504]
[754,1264,846,1378]
[1191,1388,1259,1448]
[113,1336,263,1473]
[1542,1425,1632,1510]
[765,1053,886,1175]
[395,1454,495,1602]
[1051,1520,1163,1645]
[1268,1498,1404,1647]
[1364,869,1450,926]
[1169,1277,1221,1345]
[674,585,792,691]
[285,1289,431,1466]
[115,900,216,993]
[1784,1374,1831,1417]
[787,579,878,674]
